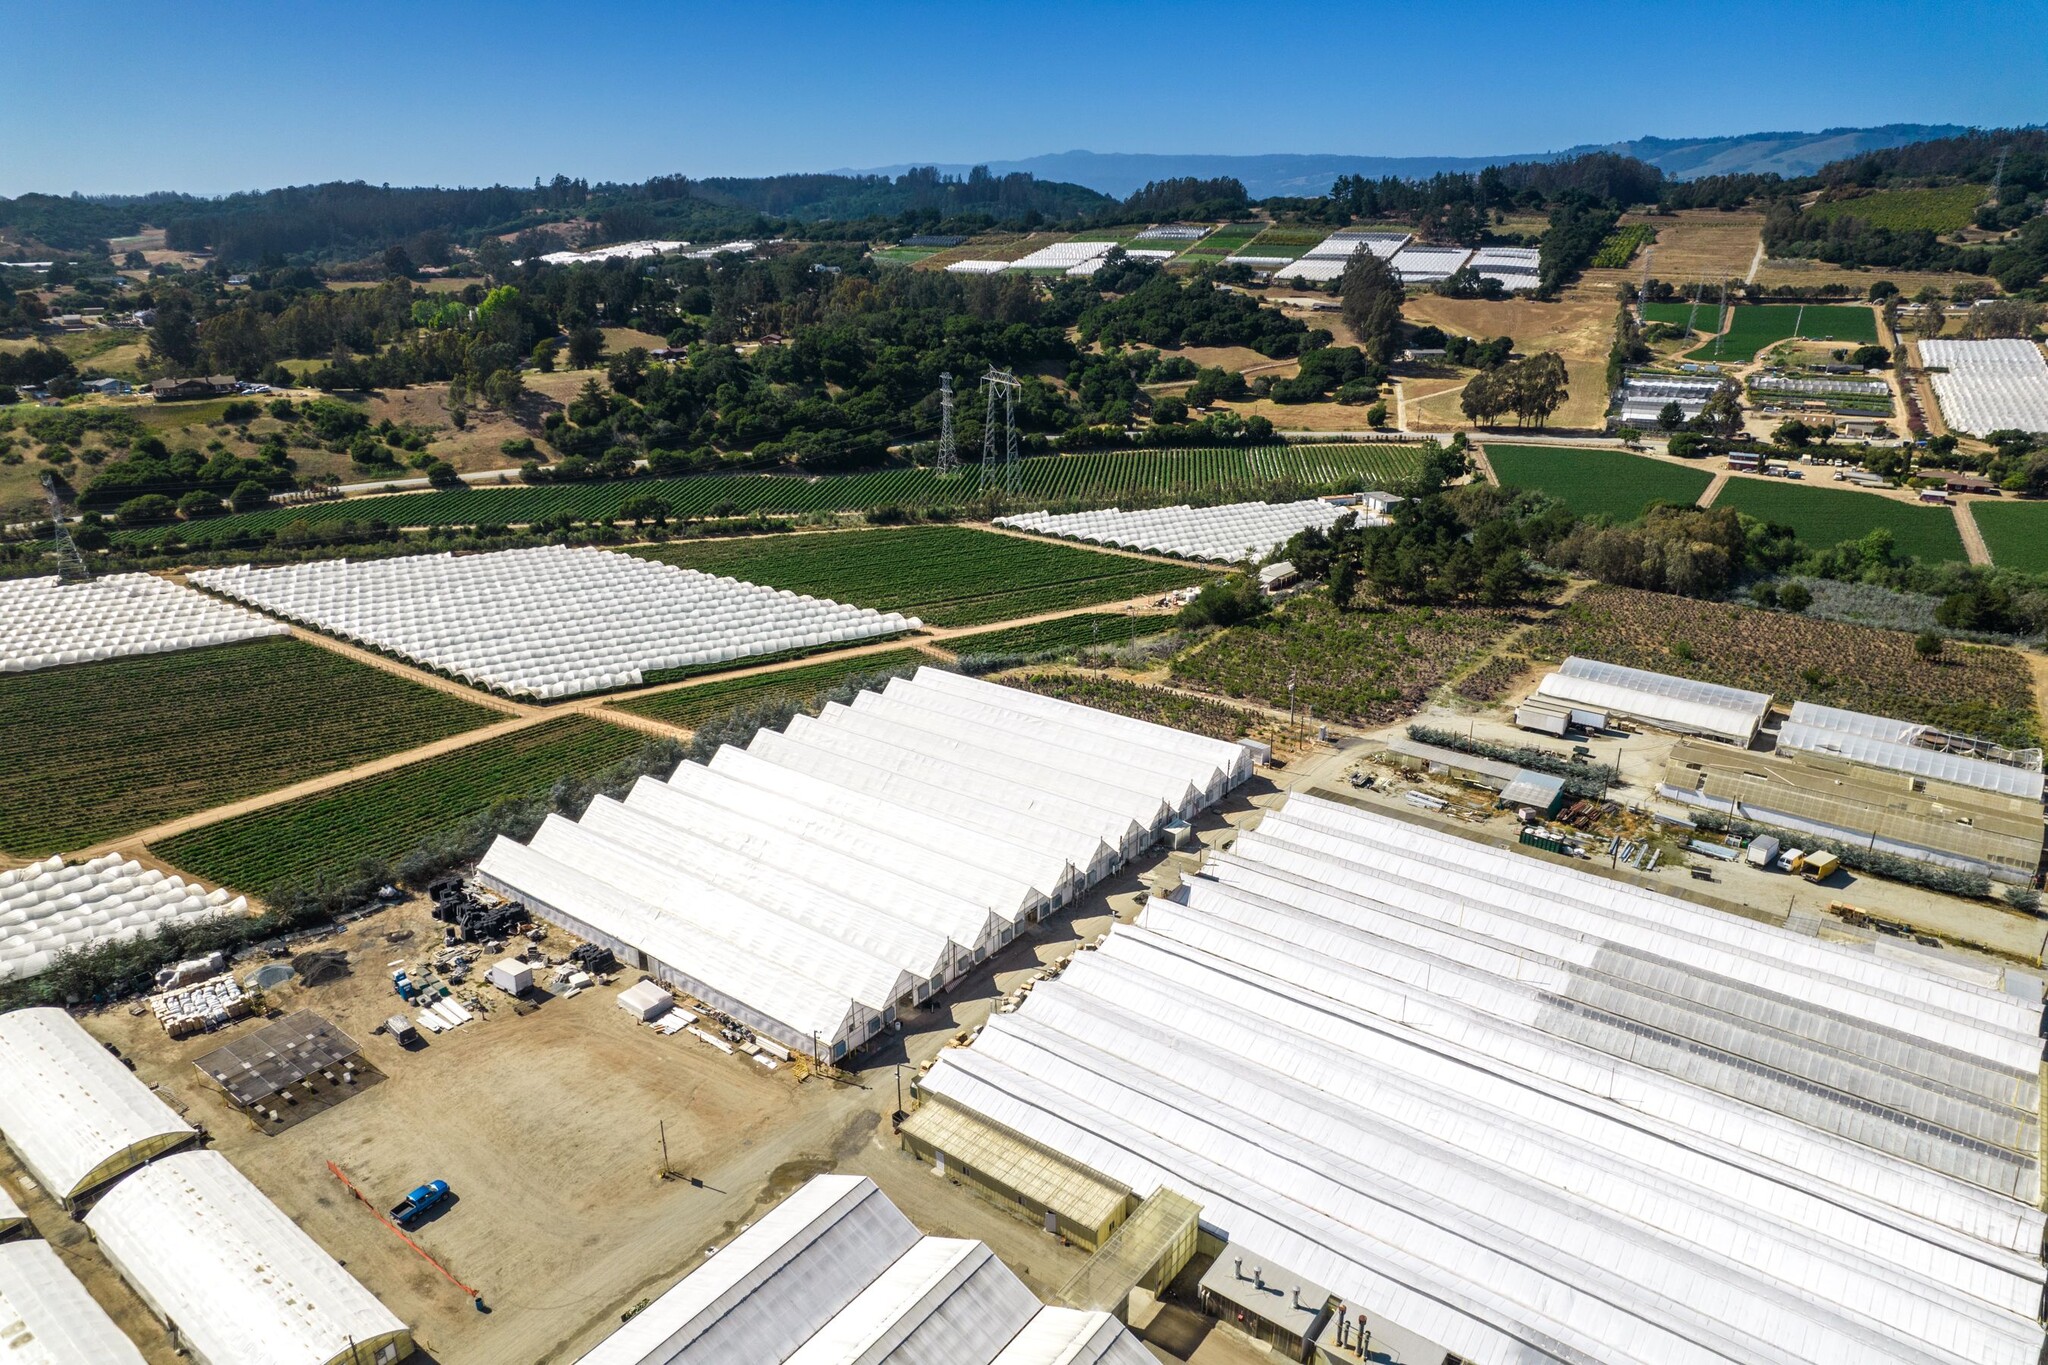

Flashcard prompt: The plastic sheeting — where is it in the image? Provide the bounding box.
[916,796,2048,1365]
[0,1007,195,1202]
[85,1151,408,1365]
[0,1239,149,1365]
[1781,705,2044,800]
[1,854,245,986]
[0,572,287,674]
[192,546,916,699]
[1537,656,1772,745]
[995,500,1348,564]
[1919,339,2048,436]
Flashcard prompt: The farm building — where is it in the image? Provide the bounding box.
[1534,656,1772,746]
[0,1008,196,1206]
[0,1239,149,1365]
[573,1173,1151,1365]
[85,1150,411,1365]
[910,794,2048,1365]
[1381,737,1566,815]
[1660,701,2046,885]
[477,669,1251,1062]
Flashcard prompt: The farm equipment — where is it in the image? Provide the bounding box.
[390,1180,451,1227]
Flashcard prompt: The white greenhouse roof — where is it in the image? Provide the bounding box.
[575,1174,1148,1365]
[84,1150,407,1365]
[191,545,916,699]
[0,1007,195,1202]
[482,670,1247,1059]
[0,573,287,674]
[1787,701,2044,795]
[0,1180,23,1235]
[2,855,245,985]
[917,794,2048,1365]
[1919,339,2048,435]
[0,1238,149,1365]
[1537,656,1772,744]
[1779,720,2045,801]
[995,499,1351,564]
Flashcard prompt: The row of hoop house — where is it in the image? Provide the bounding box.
[0,572,286,674]
[573,1174,1150,1365]
[477,668,1254,1061]
[0,1008,410,1365]
[913,794,2048,1365]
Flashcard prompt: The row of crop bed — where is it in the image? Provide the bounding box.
[1170,596,1519,726]
[111,445,1430,549]
[1711,477,1968,562]
[999,672,1260,741]
[1685,304,1879,362]
[611,647,934,731]
[152,715,651,897]
[0,638,499,857]
[1522,584,2038,748]
[943,612,1168,658]
[1973,501,2048,574]
[1484,445,1714,523]
[636,525,1210,627]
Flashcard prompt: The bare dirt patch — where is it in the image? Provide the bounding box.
[1624,209,1765,282]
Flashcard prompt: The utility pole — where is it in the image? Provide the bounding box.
[659,1119,671,1178]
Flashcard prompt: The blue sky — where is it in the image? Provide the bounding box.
[5,0,2043,196]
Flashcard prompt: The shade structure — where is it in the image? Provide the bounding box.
[1535,655,1771,745]
[1919,339,2048,435]
[0,573,287,674]
[191,545,917,699]
[573,1174,1148,1365]
[1782,701,2044,800]
[0,1238,149,1365]
[0,1007,196,1204]
[478,669,1249,1062]
[995,499,1352,564]
[1,855,245,986]
[916,794,2048,1365]
[84,1150,410,1365]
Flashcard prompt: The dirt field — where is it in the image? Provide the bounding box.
[1629,209,1766,283]
[1751,256,1992,298]
[1398,293,1616,431]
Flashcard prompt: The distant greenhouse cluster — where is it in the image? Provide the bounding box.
[1920,338,2048,434]
[0,855,244,986]
[0,573,287,674]
[516,238,761,266]
[997,497,1399,564]
[191,546,917,700]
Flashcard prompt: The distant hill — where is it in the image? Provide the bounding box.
[853,126,1974,199]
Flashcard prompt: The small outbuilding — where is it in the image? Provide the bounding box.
[618,979,673,1021]
[487,958,534,996]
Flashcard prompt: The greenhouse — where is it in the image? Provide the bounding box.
[0,573,287,673]
[191,545,916,699]
[1388,244,1476,284]
[0,855,245,986]
[997,498,1355,563]
[0,1239,149,1365]
[86,1150,411,1365]
[913,794,2048,1365]
[479,670,1249,1060]
[0,1007,197,1205]
[0,1181,22,1237]
[1535,655,1772,745]
[574,1173,1148,1365]
[1920,339,2048,435]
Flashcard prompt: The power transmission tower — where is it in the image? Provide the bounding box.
[42,473,89,584]
[934,372,958,474]
[979,368,1020,494]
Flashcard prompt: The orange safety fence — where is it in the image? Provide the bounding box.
[328,1161,480,1301]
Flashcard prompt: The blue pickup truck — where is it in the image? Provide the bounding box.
[389,1180,450,1226]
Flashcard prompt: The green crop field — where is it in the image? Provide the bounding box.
[611,647,933,730]
[871,246,940,265]
[1486,445,1714,522]
[1713,477,1967,561]
[1642,301,1724,334]
[154,716,650,896]
[1685,304,1879,362]
[0,638,498,856]
[110,445,1431,549]
[1972,501,2048,573]
[943,612,1168,658]
[1591,224,1656,269]
[1805,185,1987,233]
[637,525,1208,627]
